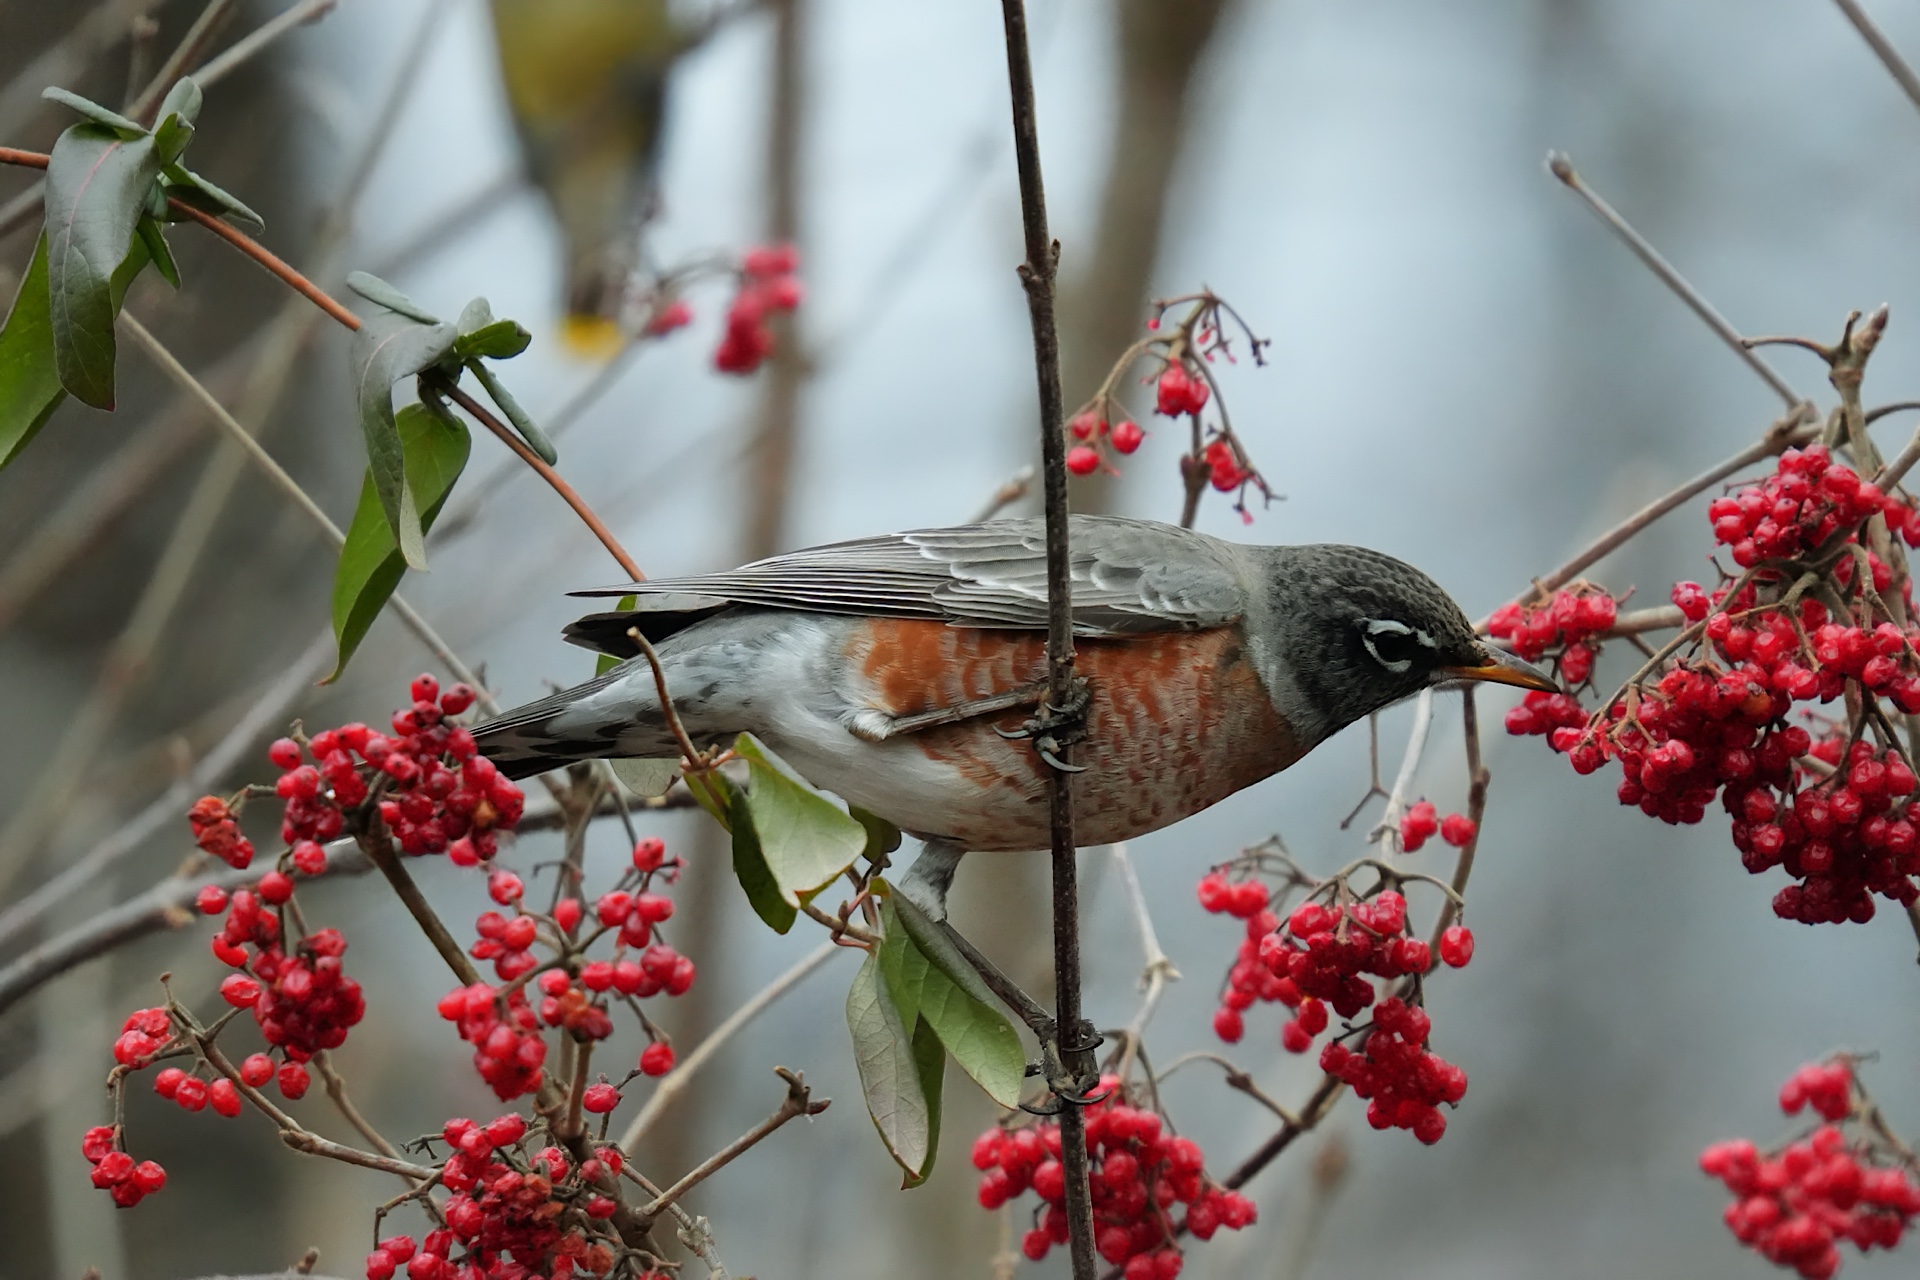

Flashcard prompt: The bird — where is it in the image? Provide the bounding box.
[473,515,1558,915]
[487,0,680,355]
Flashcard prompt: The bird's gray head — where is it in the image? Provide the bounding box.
[1264,545,1557,738]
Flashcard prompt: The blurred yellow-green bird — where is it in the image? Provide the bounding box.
[489,0,680,356]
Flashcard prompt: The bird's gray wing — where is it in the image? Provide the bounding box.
[570,515,1251,637]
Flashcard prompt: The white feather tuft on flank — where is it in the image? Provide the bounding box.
[609,758,680,797]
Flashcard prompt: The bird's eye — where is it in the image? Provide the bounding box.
[1360,619,1428,674]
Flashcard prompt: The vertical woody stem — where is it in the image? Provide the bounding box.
[996,3,1097,1278]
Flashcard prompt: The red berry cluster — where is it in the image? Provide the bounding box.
[1319,996,1467,1144]
[1396,800,1477,853]
[367,1116,629,1280]
[714,244,801,374]
[1511,565,1920,922]
[1709,444,1920,567]
[974,1080,1254,1277]
[81,1126,166,1208]
[1701,1061,1920,1279]
[1486,586,1619,684]
[438,982,548,1101]
[188,795,253,868]
[1154,361,1211,419]
[1065,411,1146,477]
[202,884,365,1073]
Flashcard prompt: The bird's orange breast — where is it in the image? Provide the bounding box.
[841,619,1304,848]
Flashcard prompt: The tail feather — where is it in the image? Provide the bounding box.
[475,662,676,780]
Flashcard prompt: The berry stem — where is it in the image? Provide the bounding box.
[349,814,480,988]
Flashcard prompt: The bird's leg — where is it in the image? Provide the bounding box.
[996,675,1092,774]
[896,839,968,922]
[842,682,1047,744]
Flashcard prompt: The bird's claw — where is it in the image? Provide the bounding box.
[997,677,1092,773]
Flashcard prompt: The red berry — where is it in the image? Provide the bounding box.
[209,1078,242,1118]
[268,738,303,770]
[640,1042,675,1076]
[1212,1007,1244,1043]
[240,1053,274,1087]
[1066,445,1100,476]
[257,870,293,904]
[582,1083,621,1114]
[1439,925,1475,968]
[277,1061,310,1100]
[1110,420,1145,454]
[1439,813,1477,847]
[632,837,666,871]
[219,974,262,1008]
[195,884,228,915]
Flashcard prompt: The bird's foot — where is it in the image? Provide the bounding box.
[995,675,1091,773]
[1025,1018,1106,1115]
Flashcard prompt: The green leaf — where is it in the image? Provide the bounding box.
[349,305,459,570]
[160,162,262,230]
[467,357,555,463]
[41,87,145,137]
[326,402,471,681]
[722,771,799,934]
[43,122,162,408]
[151,79,201,165]
[735,733,870,909]
[681,769,732,829]
[881,894,1024,1108]
[846,946,935,1180]
[0,236,64,472]
[595,595,637,676]
[136,215,179,288]
[457,319,533,362]
[903,1016,945,1189]
[850,805,903,861]
[345,271,441,324]
[607,757,679,797]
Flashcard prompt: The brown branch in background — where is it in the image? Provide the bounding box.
[126,0,240,126]
[350,819,480,988]
[634,1067,827,1226]
[1546,152,1807,411]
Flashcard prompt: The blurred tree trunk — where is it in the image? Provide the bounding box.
[1063,0,1235,515]
[0,3,338,1275]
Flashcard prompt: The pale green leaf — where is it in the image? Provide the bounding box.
[846,946,933,1179]
[882,894,1024,1108]
[735,732,869,907]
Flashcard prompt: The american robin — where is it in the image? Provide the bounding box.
[475,515,1556,913]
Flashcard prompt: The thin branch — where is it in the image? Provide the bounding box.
[1109,842,1177,1086]
[635,1068,827,1224]
[163,197,362,329]
[1831,0,1920,116]
[621,1168,731,1280]
[619,941,840,1151]
[435,377,644,581]
[997,2,1097,1276]
[116,311,488,695]
[1500,404,1818,616]
[191,0,339,91]
[1370,687,1432,847]
[969,463,1036,523]
[126,0,240,126]
[1546,152,1806,410]
[350,822,480,987]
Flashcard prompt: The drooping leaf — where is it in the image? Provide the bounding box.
[735,732,870,908]
[903,1016,945,1189]
[326,402,471,681]
[348,305,459,570]
[0,236,64,472]
[723,771,799,934]
[850,805,903,862]
[595,595,637,676]
[846,945,934,1180]
[607,757,679,797]
[43,122,161,407]
[467,357,555,463]
[346,271,441,324]
[136,215,179,288]
[155,77,202,129]
[882,893,1024,1108]
[159,161,262,229]
[40,87,145,137]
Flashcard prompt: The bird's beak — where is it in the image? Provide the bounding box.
[1436,645,1561,694]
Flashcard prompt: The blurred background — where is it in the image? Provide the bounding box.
[1,0,1919,1276]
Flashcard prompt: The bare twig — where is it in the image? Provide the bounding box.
[126,0,240,125]
[621,1168,731,1280]
[1109,842,1177,1085]
[1831,0,1920,116]
[1546,152,1806,410]
[191,0,339,91]
[1370,688,1433,847]
[635,1068,827,1224]
[997,2,1097,1276]
[618,940,842,1151]
[969,464,1037,523]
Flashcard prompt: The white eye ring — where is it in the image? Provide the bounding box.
[1360,619,1433,674]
